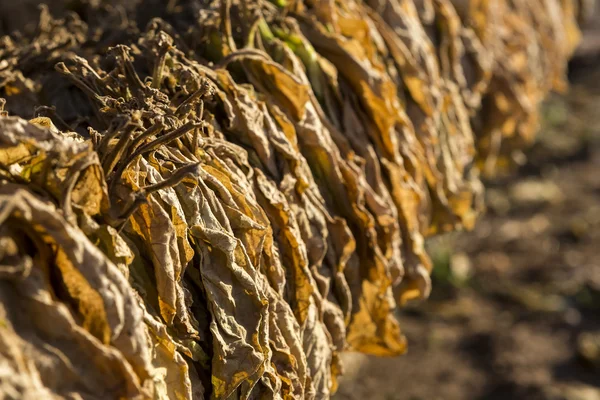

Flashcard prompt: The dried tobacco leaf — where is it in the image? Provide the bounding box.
[0,0,590,398]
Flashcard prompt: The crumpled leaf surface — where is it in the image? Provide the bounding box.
[0,0,591,398]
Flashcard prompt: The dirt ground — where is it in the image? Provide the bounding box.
[334,53,600,400]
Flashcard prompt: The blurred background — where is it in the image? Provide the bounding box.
[334,11,600,400]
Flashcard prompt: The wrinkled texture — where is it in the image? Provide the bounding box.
[0,0,591,399]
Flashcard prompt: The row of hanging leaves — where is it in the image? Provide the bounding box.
[0,0,591,398]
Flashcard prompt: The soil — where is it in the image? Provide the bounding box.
[333,53,600,400]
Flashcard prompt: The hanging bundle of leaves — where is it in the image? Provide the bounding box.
[0,0,592,398]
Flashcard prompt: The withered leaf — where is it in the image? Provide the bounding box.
[0,0,588,398]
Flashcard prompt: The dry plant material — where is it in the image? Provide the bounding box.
[0,0,592,398]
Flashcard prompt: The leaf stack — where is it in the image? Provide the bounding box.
[0,0,591,398]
